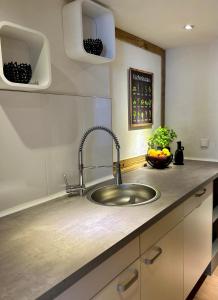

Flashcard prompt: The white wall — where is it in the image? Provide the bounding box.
[111,40,162,160]
[0,0,112,215]
[166,41,218,161]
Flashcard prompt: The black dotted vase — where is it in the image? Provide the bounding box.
[83,39,103,56]
[3,62,32,84]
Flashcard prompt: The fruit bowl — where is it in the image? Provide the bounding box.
[146,154,173,169]
[146,148,173,169]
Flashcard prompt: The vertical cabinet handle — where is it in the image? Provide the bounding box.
[117,270,138,293]
[143,246,163,265]
[195,188,206,197]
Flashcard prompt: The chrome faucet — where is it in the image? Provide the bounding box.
[64,126,122,196]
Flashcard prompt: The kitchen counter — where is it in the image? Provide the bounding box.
[0,160,218,300]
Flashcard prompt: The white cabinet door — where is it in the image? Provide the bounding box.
[92,260,140,300]
[141,222,183,300]
[184,190,212,299]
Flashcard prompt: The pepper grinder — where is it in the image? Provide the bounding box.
[174,141,184,165]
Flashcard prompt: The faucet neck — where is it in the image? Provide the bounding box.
[78,126,122,190]
[79,126,120,152]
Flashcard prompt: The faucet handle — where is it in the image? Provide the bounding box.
[63,174,85,195]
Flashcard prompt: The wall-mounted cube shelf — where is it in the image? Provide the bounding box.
[0,21,51,91]
[63,0,116,64]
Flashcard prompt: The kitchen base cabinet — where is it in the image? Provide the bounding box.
[184,184,213,299]
[140,222,183,300]
[92,260,140,300]
[56,183,214,300]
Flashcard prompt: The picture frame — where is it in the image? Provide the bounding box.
[128,68,153,130]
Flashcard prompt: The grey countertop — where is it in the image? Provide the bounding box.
[0,160,218,300]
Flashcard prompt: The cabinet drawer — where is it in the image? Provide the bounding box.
[55,237,139,300]
[140,203,184,254]
[184,182,212,217]
[93,259,140,300]
[141,222,183,300]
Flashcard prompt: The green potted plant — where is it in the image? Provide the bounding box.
[148,126,177,150]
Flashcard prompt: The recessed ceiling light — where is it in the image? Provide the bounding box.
[184,24,194,31]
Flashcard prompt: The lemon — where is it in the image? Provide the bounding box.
[162,148,171,156]
[148,149,156,156]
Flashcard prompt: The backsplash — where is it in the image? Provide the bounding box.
[0,90,112,214]
[0,0,112,215]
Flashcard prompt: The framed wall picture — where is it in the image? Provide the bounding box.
[128,68,153,130]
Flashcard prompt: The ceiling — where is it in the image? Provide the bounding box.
[99,0,218,49]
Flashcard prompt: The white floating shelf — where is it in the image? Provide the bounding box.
[63,0,116,64]
[0,21,51,91]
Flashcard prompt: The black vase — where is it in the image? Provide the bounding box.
[174,141,184,165]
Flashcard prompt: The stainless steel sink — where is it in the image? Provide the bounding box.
[87,183,160,206]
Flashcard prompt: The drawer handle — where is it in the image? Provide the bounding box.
[117,270,138,293]
[195,188,206,197]
[143,246,163,265]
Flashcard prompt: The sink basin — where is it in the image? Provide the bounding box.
[87,183,160,206]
